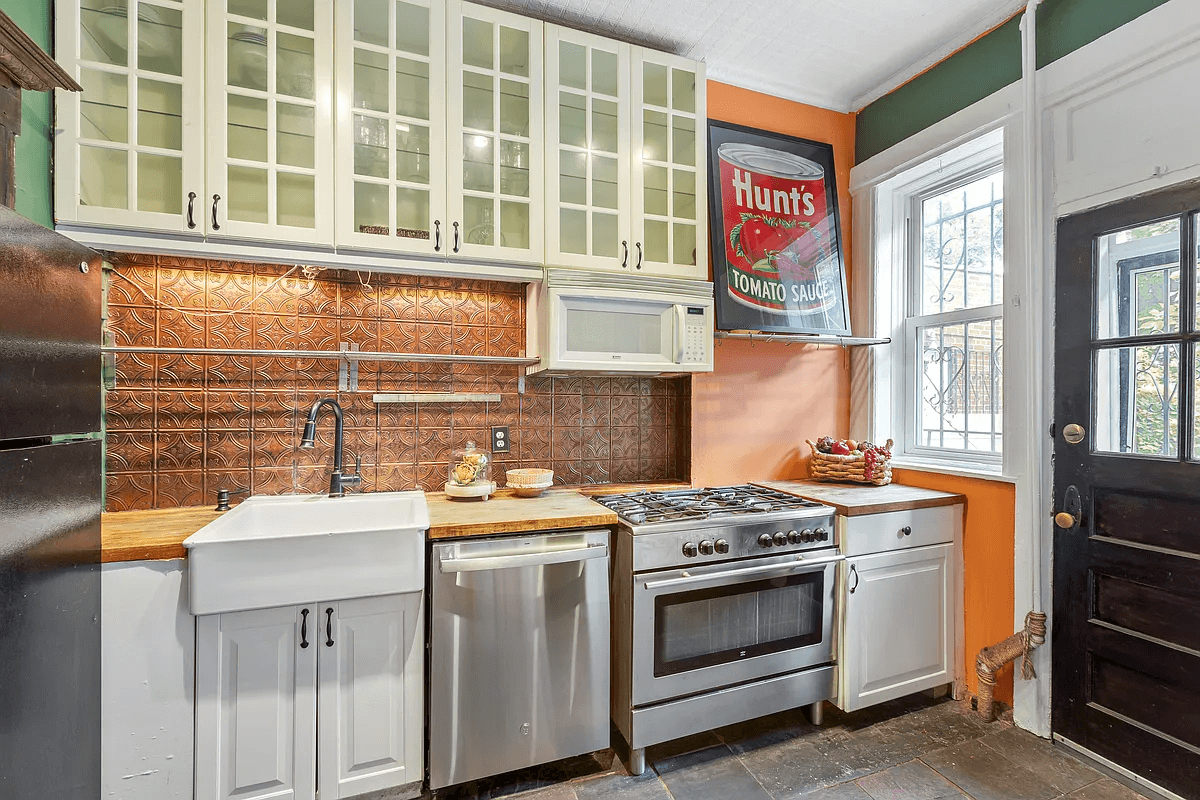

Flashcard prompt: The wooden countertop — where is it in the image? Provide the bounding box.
[101,507,225,563]
[755,480,964,516]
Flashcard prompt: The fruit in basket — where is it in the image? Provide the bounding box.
[857,441,874,452]
[846,439,859,451]
[816,436,836,453]
[830,441,852,456]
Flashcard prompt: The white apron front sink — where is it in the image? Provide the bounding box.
[184,491,428,615]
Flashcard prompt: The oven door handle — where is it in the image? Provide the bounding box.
[440,544,607,573]
[642,554,844,591]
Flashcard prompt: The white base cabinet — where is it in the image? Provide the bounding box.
[196,593,423,800]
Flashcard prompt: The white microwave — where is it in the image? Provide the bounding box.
[526,269,714,374]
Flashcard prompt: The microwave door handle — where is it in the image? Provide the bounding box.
[673,305,686,364]
[642,554,844,591]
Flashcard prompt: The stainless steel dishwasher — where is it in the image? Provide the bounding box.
[428,529,610,791]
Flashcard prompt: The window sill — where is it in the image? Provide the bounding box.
[889,458,1018,484]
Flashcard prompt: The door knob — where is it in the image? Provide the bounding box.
[1055,485,1082,530]
[1054,512,1077,529]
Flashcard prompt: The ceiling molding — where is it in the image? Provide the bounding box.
[705,68,853,115]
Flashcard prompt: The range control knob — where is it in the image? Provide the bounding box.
[698,539,715,556]
[714,539,730,554]
[815,527,830,542]
[682,541,698,558]
[773,531,788,547]
[787,530,801,544]
[757,533,774,548]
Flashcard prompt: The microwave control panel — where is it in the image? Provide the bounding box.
[682,307,709,364]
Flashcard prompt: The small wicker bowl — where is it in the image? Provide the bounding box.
[806,439,895,486]
[506,468,554,497]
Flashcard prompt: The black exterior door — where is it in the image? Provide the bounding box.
[1052,181,1200,798]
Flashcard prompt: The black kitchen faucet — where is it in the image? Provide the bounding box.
[299,398,362,497]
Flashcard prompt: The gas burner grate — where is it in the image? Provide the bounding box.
[596,484,825,525]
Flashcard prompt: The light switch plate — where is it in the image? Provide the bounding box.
[491,426,510,453]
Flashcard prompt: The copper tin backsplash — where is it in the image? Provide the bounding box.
[102,254,691,511]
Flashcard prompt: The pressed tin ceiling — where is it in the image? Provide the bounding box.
[474,0,1029,112]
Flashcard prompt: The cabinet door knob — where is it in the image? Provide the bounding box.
[325,607,335,647]
[300,608,309,649]
[848,563,859,594]
[211,194,221,231]
[187,191,197,229]
[901,526,912,536]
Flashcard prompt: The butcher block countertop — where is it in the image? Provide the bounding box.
[756,480,964,516]
[101,507,225,563]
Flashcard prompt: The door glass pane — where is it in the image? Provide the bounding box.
[396,186,430,240]
[138,3,182,76]
[354,114,389,178]
[645,219,668,263]
[672,68,695,113]
[593,212,617,258]
[499,79,529,137]
[355,181,389,234]
[277,32,315,99]
[592,155,617,209]
[137,152,181,213]
[499,140,529,198]
[80,69,128,143]
[277,172,315,228]
[643,62,667,108]
[395,57,430,119]
[462,17,493,70]
[80,146,127,208]
[395,123,429,183]
[395,1,429,55]
[1193,343,1199,461]
[499,27,528,77]
[500,201,529,250]
[921,171,1004,314]
[559,41,585,90]
[354,48,389,112]
[643,109,667,163]
[228,0,266,20]
[919,319,1004,453]
[559,92,586,149]
[81,0,127,66]
[277,0,315,32]
[673,222,696,267]
[592,49,618,96]
[592,98,618,153]
[228,165,268,223]
[228,23,267,91]
[463,134,494,193]
[463,196,494,246]
[671,116,695,167]
[644,165,667,216]
[463,71,494,131]
[354,0,388,45]
[560,208,586,255]
[137,78,182,149]
[228,94,267,162]
[1096,218,1180,339]
[1094,344,1180,457]
[673,169,695,220]
[277,103,314,168]
[560,150,586,206]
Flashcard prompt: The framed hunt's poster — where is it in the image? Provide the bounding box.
[707,121,850,335]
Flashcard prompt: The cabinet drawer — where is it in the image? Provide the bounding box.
[837,506,957,557]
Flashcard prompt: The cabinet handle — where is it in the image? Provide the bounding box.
[186,191,197,229]
[300,608,309,649]
[848,564,859,594]
[901,526,912,536]
[433,220,441,252]
[621,240,628,268]
[635,241,643,270]
[211,194,221,231]
[325,607,334,647]
[452,221,460,253]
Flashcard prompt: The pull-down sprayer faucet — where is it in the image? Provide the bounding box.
[299,398,362,497]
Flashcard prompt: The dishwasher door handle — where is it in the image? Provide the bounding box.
[439,544,608,573]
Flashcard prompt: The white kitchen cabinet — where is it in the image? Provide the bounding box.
[196,594,423,800]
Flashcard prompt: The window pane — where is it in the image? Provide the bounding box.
[1094,344,1180,457]
[921,171,1003,314]
[919,318,1003,453]
[1096,218,1180,340]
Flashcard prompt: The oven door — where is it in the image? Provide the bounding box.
[631,550,841,706]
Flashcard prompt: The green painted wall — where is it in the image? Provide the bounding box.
[856,0,1174,164]
[2,0,54,227]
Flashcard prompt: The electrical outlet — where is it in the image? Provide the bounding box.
[491,425,510,453]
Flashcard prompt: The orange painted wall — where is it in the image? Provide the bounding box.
[690,81,856,487]
[893,469,1017,705]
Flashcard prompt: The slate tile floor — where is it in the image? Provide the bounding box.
[433,695,1148,800]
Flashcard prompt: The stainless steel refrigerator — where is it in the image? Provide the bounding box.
[0,205,102,799]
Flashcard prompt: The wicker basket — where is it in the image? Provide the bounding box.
[806,439,894,486]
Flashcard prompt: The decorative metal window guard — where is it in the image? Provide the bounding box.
[714,331,890,346]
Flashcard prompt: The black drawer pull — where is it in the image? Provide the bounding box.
[901,526,912,536]
[211,194,221,231]
[300,608,309,649]
[187,191,197,229]
[325,607,335,647]
[848,564,859,594]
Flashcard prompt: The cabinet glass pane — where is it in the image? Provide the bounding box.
[396,1,429,56]
[561,208,586,254]
[673,169,695,219]
[355,181,389,234]
[499,140,528,198]
[138,3,182,76]
[1094,344,1180,457]
[1194,343,1199,460]
[592,98,618,154]
[672,116,695,166]
[463,71,494,132]
[1096,219,1180,340]
[462,17,493,70]
[354,0,388,46]
[463,196,494,245]
[80,146,127,208]
[396,57,430,120]
[137,78,182,149]
[645,219,667,263]
[499,79,528,137]
[277,172,315,228]
[592,49,618,96]
[228,165,268,223]
[643,62,667,108]
[81,0,127,66]
[396,186,430,239]
[228,23,267,91]
[560,150,586,206]
[80,69,128,143]
[592,155,617,209]
[673,222,696,266]
[137,152,181,213]
[395,123,429,182]
[672,68,695,113]
[354,48,389,112]
[277,32,315,99]
[228,0,266,21]
[354,114,389,178]
[277,0,315,32]
[499,27,528,77]
[644,165,667,216]
[643,109,667,162]
[593,213,617,258]
[501,201,529,250]
[228,95,267,162]
[559,92,586,149]
[278,103,314,168]
[559,41,586,91]
[463,134,494,193]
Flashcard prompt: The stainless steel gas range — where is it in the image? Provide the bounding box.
[596,485,841,774]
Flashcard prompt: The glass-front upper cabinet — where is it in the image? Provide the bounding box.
[334,0,446,254]
[56,0,206,232]
[447,1,543,264]
[544,25,629,272]
[630,49,707,279]
[205,0,334,242]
